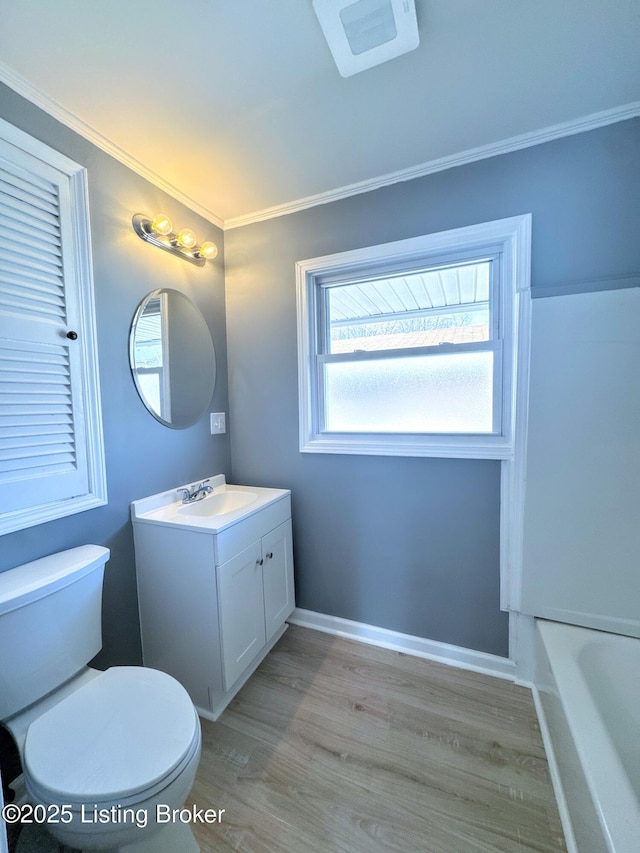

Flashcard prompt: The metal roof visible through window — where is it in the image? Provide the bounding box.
[327,260,491,326]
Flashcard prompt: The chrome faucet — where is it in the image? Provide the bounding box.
[178,480,213,504]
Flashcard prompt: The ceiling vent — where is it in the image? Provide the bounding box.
[313,0,419,77]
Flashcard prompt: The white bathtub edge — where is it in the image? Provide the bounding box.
[535,619,640,853]
[531,683,579,853]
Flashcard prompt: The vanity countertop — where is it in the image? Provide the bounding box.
[131,475,290,535]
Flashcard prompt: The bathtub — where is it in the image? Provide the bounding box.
[534,620,640,853]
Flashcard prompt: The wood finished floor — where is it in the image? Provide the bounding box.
[187,626,566,853]
[189,626,566,853]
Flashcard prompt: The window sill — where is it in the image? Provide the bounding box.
[300,432,514,459]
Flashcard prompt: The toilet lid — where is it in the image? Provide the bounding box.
[24,667,198,802]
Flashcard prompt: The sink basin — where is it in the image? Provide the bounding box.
[130,475,290,534]
[178,489,257,517]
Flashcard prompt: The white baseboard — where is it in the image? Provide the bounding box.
[288,608,516,681]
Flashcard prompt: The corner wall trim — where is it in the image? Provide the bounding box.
[288,608,516,681]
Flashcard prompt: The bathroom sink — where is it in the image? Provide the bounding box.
[130,475,290,534]
[178,489,257,517]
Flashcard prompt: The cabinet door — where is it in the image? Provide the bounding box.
[217,540,266,690]
[0,125,107,534]
[262,520,295,641]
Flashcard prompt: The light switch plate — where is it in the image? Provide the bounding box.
[210,412,226,434]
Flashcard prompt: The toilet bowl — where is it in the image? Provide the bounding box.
[0,546,202,852]
[20,668,201,850]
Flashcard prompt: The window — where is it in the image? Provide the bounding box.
[296,216,531,458]
[130,292,172,422]
[0,118,107,534]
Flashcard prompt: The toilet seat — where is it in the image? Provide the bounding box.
[23,667,200,805]
[26,724,201,813]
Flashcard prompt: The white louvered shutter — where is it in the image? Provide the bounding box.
[0,125,106,532]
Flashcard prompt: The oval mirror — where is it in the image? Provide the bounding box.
[129,288,216,428]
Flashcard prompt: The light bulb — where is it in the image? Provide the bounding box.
[199,241,218,260]
[177,228,197,249]
[151,213,173,236]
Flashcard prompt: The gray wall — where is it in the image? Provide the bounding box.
[225,118,640,658]
[0,84,231,667]
[1,80,637,664]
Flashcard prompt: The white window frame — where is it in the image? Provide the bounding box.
[296,215,531,459]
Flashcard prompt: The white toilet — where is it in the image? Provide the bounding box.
[0,545,201,852]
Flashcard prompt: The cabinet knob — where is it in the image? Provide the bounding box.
[265,552,273,560]
[256,558,264,566]
[66,330,78,340]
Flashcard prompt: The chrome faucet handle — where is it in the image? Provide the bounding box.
[177,487,192,503]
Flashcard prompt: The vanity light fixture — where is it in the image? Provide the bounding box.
[132,213,218,267]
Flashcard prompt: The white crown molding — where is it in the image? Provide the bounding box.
[0,61,224,230]
[226,101,640,229]
[2,60,638,232]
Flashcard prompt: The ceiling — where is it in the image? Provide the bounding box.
[0,1,638,227]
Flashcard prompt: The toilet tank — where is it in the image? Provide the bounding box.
[0,545,109,720]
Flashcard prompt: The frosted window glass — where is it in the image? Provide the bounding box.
[324,351,494,433]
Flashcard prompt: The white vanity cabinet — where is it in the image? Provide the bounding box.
[131,478,295,720]
[218,520,294,689]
